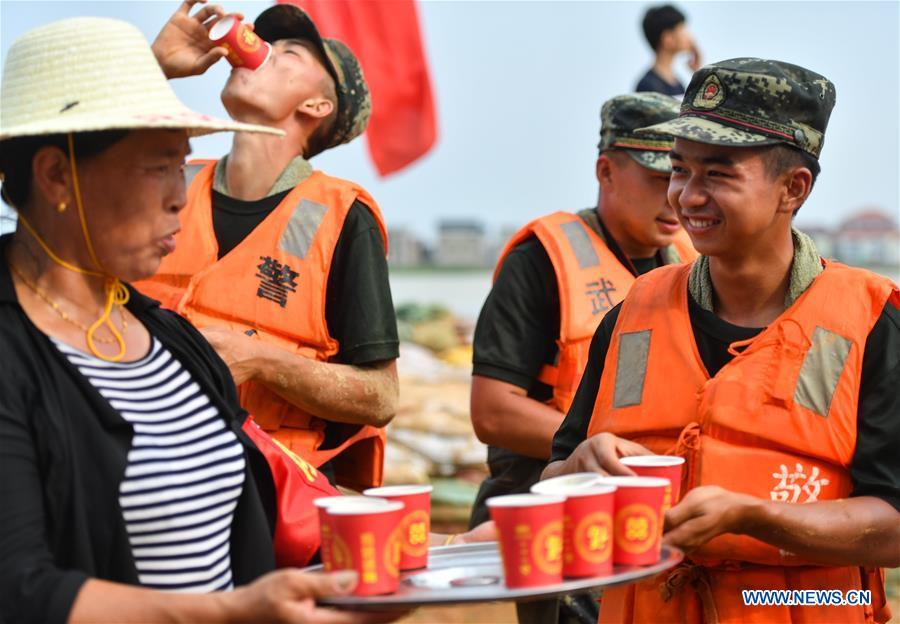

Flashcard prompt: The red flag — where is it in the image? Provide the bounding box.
[279,0,437,176]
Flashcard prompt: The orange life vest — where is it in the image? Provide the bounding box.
[495,211,697,413]
[135,160,389,491]
[587,261,897,623]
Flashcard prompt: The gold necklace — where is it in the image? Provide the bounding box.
[9,261,127,344]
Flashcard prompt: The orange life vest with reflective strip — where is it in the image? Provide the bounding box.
[587,261,897,623]
[495,211,697,413]
[135,160,389,491]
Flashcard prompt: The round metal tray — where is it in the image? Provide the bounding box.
[308,541,683,610]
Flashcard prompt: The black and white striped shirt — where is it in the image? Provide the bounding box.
[55,337,246,593]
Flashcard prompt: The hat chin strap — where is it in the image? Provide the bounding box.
[15,133,130,362]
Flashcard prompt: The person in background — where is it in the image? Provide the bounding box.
[545,58,899,623]
[137,0,399,493]
[468,92,696,624]
[635,4,702,98]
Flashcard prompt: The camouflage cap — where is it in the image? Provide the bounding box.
[598,93,680,173]
[637,58,835,158]
[254,5,371,153]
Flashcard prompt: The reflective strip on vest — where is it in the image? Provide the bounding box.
[279,199,328,259]
[613,330,651,408]
[559,220,600,269]
[183,163,206,190]
[794,326,853,417]
[610,324,856,415]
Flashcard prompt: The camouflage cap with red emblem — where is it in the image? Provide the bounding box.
[637,58,836,158]
[597,93,681,173]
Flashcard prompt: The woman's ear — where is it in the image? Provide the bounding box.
[31,146,72,208]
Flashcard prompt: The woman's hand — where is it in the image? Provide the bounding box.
[224,569,406,623]
[152,0,242,79]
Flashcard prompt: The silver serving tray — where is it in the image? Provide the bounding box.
[308,541,683,609]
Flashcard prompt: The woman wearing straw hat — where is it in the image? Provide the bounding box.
[0,14,408,624]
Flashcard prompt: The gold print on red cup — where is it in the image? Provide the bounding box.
[574,511,613,563]
[403,509,430,557]
[615,503,658,554]
[237,27,261,53]
[515,524,533,576]
[363,484,432,570]
[532,520,563,574]
[360,532,378,585]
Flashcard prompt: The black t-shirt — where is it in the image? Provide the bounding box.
[550,294,900,512]
[211,190,399,365]
[635,69,685,97]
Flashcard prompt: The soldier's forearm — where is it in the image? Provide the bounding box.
[741,496,900,568]
[470,376,564,460]
[254,343,398,427]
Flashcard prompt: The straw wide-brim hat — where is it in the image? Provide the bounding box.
[0,16,284,140]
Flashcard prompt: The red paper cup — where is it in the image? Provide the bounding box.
[599,476,668,566]
[621,455,686,511]
[322,497,403,595]
[313,496,391,572]
[531,478,616,578]
[486,494,565,588]
[209,15,272,70]
[363,485,432,570]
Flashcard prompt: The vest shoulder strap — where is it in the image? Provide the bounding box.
[792,260,897,337]
[614,263,689,329]
[494,211,612,284]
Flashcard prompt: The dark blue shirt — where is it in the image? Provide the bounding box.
[636,68,685,97]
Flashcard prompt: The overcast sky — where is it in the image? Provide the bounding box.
[2,1,898,241]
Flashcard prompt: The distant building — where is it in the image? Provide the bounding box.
[833,209,900,267]
[436,220,486,268]
[387,227,427,268]
[486,224,521,266]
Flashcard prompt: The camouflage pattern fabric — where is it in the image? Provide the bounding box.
[321,38,371,150]
[598,93,680,173]
[638,58,836,158]
[254,4,371,152]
